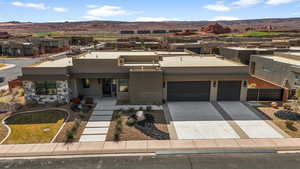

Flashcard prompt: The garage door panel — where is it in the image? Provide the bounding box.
[217,81,241,101]
[167,81,210,101]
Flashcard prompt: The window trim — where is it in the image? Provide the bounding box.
[35,81,57,95]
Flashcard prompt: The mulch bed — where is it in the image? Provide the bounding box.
[106,110,170,141]
[54,104,95,143]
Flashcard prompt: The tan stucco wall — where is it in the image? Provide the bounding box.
[77,78,103,97]
[129,71,163,104]
[72,59,128,74]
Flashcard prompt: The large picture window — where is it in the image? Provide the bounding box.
[35,81,57,95]
[119,79,128,92]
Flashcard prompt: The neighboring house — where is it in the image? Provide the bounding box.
[219,47,276,65]
[250,52,300,90]
[0,41,39,57]
[0,32,12,39]
[20,51,249,104]
[31,38,70,54]
[70,36,94,46]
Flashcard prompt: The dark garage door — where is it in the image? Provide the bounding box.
[167,81,211,101]
[217,81,241,101]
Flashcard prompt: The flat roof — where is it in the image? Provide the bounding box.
[281,52,300,56]
[160,56,244,67]
[155,51,190,55]
[34,58,73,67]
[79,51,157,59]
[226,47,276,51]
[258,55,300,66]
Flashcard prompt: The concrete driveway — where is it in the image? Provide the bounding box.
[218,102,284,138]
[167,102,239,139]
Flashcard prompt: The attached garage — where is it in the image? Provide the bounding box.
[167,81,211,101]
[217,81,241,101]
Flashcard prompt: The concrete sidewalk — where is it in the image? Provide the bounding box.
[1,138,300,157]
[0,64,15,71]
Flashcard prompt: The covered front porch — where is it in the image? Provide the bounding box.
[70,75,129,102]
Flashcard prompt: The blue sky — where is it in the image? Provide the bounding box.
[0,0,300,22]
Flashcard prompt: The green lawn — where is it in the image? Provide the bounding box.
[32,32,62,37]
[220,32,281,37]
[93,37,120,41]
[4,110,67,144]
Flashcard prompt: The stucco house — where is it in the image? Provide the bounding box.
[250,52,300,90]
[20,51,249,104]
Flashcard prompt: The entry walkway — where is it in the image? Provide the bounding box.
[79,98,116,142]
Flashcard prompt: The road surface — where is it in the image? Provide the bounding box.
[0,51,69,87]
[1,153,300,169]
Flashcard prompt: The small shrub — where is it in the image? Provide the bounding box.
[283,103,292,110]
[71,104,80,112]
[139,107,144,111]
[66,129,75,142]
[126,117,136,127]
[81,105,91,113]
[146,106,152,112]
[74,118,81,127]
[17,88,24,96]
[115,111,122,119]
[113,116,123,141]
[79,112,85,119]
[286,120,297,131]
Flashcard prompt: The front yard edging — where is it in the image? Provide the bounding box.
[0,108,70,144]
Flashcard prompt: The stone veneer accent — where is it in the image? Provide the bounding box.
[23,80,70,104]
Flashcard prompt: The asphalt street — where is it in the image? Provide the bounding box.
[1,153,300,169]
[0,51,69,87]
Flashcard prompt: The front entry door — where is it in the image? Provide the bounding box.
[103,79,112,97]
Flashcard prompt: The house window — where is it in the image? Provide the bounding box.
[119,79,128,92]
[295,75,300,86]
[82,79,90,88]
[35,81,57,95]
[262,66,272,72]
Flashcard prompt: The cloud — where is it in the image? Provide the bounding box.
[82,15,102,20]
[135,17,178,22]
[86,5,127,18]
[265,0,297,5]
[86,5,98,8]
[53,7,68,12]
[210,16,240,21]
[11,1,46,10]
[232,0,261,7]
[204,3,231,12]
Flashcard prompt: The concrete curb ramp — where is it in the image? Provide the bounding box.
[1,138,300,157]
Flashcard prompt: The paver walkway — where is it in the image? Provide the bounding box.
[80,98,163,142]
[79,98,116,142]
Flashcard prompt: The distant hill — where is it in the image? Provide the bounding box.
[1,18,300,33]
